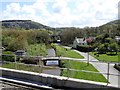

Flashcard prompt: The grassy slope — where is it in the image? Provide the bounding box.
[2,63,41,73]
[53,44,84,58]
[90,52,119,62]
[27,44,47,56]
[53,44,107,82]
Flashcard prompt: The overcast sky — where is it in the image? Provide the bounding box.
[0,0,119,28]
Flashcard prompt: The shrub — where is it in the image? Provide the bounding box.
[2,51,15,62]
[21,57,39,64]
[76,45,94,52]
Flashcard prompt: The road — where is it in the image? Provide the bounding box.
[43,48,60,76]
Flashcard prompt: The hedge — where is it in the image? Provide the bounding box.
[76,45,94,52]
[2,51,15,62]
[21,57,39,64]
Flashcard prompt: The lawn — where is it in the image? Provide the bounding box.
[53,44,107,83]
[2,62,41,73]
[27,44,47,56]
[2,62,55,73]
[52,44,84,59]
[61,60,107,83]
[90,52,119,62]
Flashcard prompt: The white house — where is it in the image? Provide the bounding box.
[73,37,87,48]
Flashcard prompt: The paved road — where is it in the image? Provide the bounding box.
[75,51,120,87]
[43,48,60,76]
[47,48,56,57]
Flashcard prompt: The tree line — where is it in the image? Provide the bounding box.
[2,29,53,51]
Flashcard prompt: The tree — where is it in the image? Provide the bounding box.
[97,44,106,54]
[109,42,119,54]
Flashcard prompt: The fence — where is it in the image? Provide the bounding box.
[1,54,120,87]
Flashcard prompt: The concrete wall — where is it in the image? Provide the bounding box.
[0,67,119,89]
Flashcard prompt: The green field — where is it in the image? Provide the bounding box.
[90,52,119,62]
[27,44,47,56]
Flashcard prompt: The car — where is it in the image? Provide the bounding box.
[114,63,120,71]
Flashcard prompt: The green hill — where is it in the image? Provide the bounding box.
[1,20,54,30]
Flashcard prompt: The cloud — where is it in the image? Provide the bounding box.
[1,0,119,27]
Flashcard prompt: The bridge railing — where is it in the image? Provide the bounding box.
[1,54,120,86]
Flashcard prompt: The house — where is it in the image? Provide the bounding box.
[15,50,26,56]
[73,37,87,48]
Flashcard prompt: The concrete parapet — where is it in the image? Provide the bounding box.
[0,67,119,89]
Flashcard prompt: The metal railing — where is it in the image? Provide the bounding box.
[1,54,120,87]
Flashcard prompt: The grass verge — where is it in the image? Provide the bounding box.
[90,52,119,62]
[52,44,84,59]
[2,62,41,73]
[61,60,108,83]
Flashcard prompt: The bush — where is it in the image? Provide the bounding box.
[76,45,94,52]
[2,51,15,62]
[21,57,39,64]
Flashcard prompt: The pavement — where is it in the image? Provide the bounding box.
[74,50,120,88]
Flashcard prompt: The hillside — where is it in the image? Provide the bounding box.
[1,19,119,35]
[1,20,54,30]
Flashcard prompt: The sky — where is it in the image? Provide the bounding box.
[0,0,119,28]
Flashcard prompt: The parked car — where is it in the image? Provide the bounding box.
[114,63,120,71]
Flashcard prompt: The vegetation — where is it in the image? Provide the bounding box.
[1,19,119,83]
[1,20,54,30]
[61,60,107,83]
[2,62,41,73]
[2,51,15,62]
[90,52,119,62]
[51,44,84,58]
[52,44,107,82]
[95,34,119,54]
[2,29,51,51]
[27,44,47,56]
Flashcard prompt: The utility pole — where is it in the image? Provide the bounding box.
[87,52,89,65]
